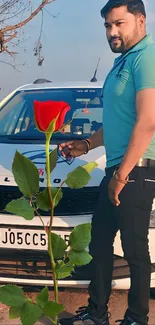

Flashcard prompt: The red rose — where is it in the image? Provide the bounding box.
[34,100,70,132]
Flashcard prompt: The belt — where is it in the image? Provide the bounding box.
[136,158,155,168]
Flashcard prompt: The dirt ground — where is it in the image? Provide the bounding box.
[0,289,155,325]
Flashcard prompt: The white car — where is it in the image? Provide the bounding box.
[0,81,154,291]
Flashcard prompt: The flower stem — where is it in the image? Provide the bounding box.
[46,137,55,229]
[47,317,57,325]
[46,134,59,324]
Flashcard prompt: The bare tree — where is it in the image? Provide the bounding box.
[0,0,56,66]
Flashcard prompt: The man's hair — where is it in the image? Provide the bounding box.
[101,0,146,19]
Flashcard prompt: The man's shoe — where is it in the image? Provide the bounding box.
[59,306,110,325]
[116,316,148,325]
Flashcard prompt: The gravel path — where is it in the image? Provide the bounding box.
[0,289,154,324]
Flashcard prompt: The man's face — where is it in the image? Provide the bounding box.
[104,6,145,53]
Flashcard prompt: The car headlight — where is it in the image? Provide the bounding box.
[150,210,155,228]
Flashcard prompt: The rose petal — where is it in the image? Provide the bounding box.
[34,100,71,132]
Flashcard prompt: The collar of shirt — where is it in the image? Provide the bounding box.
[114,34,153,65]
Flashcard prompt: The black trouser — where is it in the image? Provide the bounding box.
[87,165,155,325]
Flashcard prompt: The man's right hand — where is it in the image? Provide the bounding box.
[59,140,89,158]
[59,127,103,158]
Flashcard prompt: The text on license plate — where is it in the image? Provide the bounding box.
[0,228,71,251]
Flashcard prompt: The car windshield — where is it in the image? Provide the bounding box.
[0,87,103,141]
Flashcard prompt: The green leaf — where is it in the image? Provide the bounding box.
[65,166,91,189]
[0,285,25,307]
[43,301,64,318]
[68,250,92,266]
[36,189,50,211]
[65,162,98,189]
[9,306,21,319]
[5,198,35,220]
[12,151,39,197]
[49,148,58,173]
[53,188,63,206]
[36,287,48,309]
[82,162,98,173]
[56,262,74,279]
[20,302,42,325]
[36,188,63,211]
[69,223,91,251]
[49,233,67,259]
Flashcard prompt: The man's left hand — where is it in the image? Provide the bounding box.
[108,176,125,206]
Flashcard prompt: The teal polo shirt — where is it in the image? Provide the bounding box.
[102,34,155,168]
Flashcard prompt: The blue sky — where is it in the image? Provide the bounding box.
[0,0,155,99]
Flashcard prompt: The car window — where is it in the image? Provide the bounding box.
[0,88,103,140]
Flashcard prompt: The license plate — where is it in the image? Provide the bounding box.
[0,228,71,251]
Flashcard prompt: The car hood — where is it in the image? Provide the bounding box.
[0,143,106,187]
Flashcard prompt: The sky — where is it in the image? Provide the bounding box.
[0,0,155,99]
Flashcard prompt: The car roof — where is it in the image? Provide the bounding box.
[18,81,103,91]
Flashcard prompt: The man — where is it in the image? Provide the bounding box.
[60,1,155,324]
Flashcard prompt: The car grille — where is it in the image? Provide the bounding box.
[0,251,128,282]
[0,250,154,284]
[0,251,154,284]
[0,249,55,281]
[0,186,99,216]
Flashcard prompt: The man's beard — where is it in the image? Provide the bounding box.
[108,31,138,54]
[108,37,125,53]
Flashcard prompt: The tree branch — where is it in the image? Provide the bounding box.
[0,1,23,17]
[3,45,18,56]
[0,59,25,72]
[44,8,60,18]
[1,0,55,33]
[4,32,17,43]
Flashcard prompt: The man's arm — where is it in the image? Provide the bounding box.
[88,126,104,150]
[117,88,155,179]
